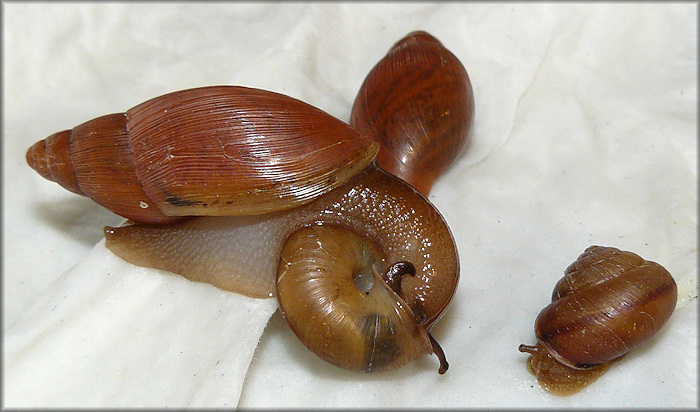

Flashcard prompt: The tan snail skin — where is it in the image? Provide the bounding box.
[25,31,473,375]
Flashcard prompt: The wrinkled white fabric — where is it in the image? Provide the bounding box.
[3,3,696,408]
[5,240,277,407]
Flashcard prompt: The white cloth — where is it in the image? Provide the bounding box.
[4,2,696,408]
[5,240,277,407]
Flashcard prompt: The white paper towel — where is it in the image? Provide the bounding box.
[3,2,697,408]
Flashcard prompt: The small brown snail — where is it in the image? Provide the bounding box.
[519,245,678,395]
[26,31,474,374]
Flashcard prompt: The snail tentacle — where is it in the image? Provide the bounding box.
[517,344,539,355]
[428,333,449,374]
[382,261,416,296]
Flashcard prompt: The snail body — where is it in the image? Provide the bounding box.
[26,31,471,374]
[519,245,677,395]
[105,164,458,372]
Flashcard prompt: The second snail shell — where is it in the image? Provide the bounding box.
[277,224,434,372]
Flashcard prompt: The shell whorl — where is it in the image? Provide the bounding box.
[27,129,81,195]
[276,224,433,372]
[27,113,182,224]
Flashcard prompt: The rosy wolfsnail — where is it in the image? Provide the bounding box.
[519,245,677,395]
[25,31,474,374]
[26,86,379,225]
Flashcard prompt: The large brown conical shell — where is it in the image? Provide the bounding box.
[26,86,379,223]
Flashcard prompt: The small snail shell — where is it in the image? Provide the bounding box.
[519,245,678,396]
[26,86,378,224]
[350,30,474,195]
[277,224,437,372]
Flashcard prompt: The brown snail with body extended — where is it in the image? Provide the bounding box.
[25,31,474,374]
[519,245,678,395]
